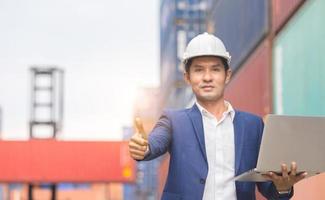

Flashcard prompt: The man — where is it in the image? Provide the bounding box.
[129,32,306,200]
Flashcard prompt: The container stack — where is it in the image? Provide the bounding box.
[159,0,325,199]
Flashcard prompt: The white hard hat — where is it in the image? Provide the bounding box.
[183,32,231,65]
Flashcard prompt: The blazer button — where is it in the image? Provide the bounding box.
[200,178,205,184]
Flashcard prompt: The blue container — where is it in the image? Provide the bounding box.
[57,183,90,190]
[160,28,177,91]
[210,0,269,72]
[160,0,208,108]
[206,0,220,13]
[123,183,136,200]
[175,0,207,21]
[160,0,176,49]
[0,185,3,200]
[8,184,23,190]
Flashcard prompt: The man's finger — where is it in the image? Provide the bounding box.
[135,117,145,133]
[130,134,148,145]
[281,164,289,179]
[296,172,308,182]
[129,148,146,157]
[290,162,297,176]
[269,172,280,181]
[129,137,148,148]
[131,154,145,160]
[135,117,147,139]
[129,141,147,151]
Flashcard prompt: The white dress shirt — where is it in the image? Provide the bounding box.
[196,101,237,200]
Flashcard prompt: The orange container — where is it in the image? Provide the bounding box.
[0,140,135,183]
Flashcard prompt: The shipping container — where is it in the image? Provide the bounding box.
[225,38,272,117]
[160,0,177,88]
[205,0,219,14]
[273,0,325,199]
[273,0,325,116]
[0,185,3,200]
[157,155,170,200]
[160,0,206,109]
[272,0,305,34]
[225,38,273,200]
[56,183,123,200]
[123,183,136,200]
[175,0,207,22]
[160,27,177,88]
[160,0,176,47]
[209,0,269,72]
[136,160,159,199]
[0,140,135,182]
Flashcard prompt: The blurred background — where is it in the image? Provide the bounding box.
[0,0,324,199]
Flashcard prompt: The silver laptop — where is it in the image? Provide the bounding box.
[235,114,325,182]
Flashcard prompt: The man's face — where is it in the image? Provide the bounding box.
[184,56,232,103]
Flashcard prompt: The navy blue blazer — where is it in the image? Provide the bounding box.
[144,104,292,200]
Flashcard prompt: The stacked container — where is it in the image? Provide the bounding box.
[160,0,325,199]
[160,0,207,108]
[272,1,325,199]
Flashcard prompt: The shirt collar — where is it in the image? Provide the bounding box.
[196,101,235,121]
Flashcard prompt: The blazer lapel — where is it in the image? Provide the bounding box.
[234,111,245,175]
[187,104,208,164]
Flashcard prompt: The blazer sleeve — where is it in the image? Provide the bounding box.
[257,181,293,200]
[142,111,172,161]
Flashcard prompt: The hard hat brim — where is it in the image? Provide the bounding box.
[183,54,231,65]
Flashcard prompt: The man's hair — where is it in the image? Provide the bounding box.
[184,56,229,73]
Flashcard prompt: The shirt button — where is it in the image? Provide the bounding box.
[199,178,205,184]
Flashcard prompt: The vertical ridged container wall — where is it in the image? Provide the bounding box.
[210,0,269,72]
[273,1,325,199]
[225,39,272,117]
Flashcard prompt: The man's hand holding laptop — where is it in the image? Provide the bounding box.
[262,161,307,193]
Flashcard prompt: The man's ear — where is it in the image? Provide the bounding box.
[225,68,232,84]
[184,72,190,84]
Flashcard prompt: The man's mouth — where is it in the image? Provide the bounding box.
[201,85,214,90]
[201,85,214,88]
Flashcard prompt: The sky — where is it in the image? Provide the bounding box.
[0,0,160,140]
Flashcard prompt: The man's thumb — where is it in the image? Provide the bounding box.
[135,117,147,140]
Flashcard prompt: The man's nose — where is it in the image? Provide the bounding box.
[203,71,212,81]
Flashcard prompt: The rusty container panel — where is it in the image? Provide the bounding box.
[272,0,305,33]
[225,38,272,117]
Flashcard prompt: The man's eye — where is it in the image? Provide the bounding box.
[213,68,221,71]
[194,68,202,72]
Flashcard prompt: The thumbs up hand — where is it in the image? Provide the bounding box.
[129,117,149,160]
